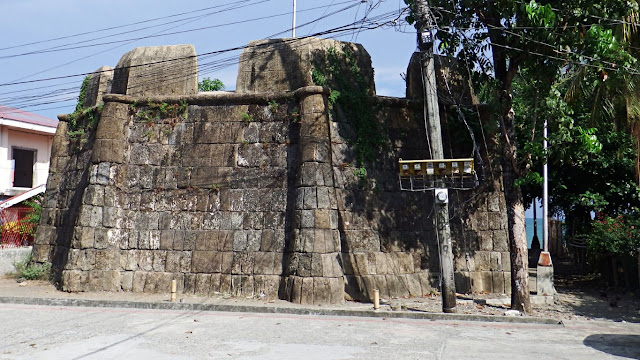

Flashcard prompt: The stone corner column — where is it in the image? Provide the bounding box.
[283,90,344,305]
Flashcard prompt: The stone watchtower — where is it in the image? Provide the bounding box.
[33,39,511,304]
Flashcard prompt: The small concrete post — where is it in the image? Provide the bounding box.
[373,289,380,310]
[171,280,177,302]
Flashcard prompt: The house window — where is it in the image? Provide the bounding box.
[12,148,35,188]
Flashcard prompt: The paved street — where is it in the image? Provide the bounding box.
[0,304,638,359]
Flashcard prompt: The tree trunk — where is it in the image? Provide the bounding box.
[485,3,530,314]
[500,95,532,314]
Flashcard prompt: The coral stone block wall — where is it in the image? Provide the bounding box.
[33,39,510,304]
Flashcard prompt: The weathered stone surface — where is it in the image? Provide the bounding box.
[84,66,114,107]
[237,38,375,94]
[112,45,197,97]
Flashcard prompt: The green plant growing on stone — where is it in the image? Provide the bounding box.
[289,107,300,123]
[311,47,385,172]
[13,254,51,281]
[67,76,103,145]
[241,112,253,124]
[144,130,154,139]
[268,100,278,113]
[353,166,367,187]
[131,101,188,127]
[210,183,221,193]
[198,77,225,91]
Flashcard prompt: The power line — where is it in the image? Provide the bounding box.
[0,0,262,52]
[0,5,404,112]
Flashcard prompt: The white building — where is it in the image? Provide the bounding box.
[0,106,58,199]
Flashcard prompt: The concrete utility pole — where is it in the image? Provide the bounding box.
[414,0,456,313]
[292,0,297,38]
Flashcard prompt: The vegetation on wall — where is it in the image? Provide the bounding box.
[67,75,102,146]
[311,47,386,185]
[130,100,188,127]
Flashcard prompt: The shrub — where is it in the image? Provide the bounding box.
[586,213,640,257]
[13,254,51,281]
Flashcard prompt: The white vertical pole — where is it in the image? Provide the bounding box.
[543,118,549,253]
[292,0,297,37]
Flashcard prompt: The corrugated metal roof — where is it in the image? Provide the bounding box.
[0,105,58,128]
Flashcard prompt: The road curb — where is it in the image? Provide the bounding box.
[0,296,563,325]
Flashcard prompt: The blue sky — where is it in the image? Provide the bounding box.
[0,0,416,120]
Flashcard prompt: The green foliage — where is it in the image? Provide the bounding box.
[289,107,300,123]
[75,76,90,112]
[198,77,225,91]
[268,100,278,113]
[311,68,327,86]
[353,166,367,187]
[587,213,640,257]
[22,194,43,234]
[14,254,51,281]
[67,75,103,144]
[241,112,253,123]
[130,101,188,127]
[312,47,385,167]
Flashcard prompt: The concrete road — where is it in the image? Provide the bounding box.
[0,304,638,359]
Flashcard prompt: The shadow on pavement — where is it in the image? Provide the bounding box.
[583,334,640,359]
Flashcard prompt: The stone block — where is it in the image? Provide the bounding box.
[488,212,505,230]
[112,45,198,97]
[62,270,88,292]
[344,275,367,301]
[152,251,166,272]
[220,274,232,294]
[132,271,147,292]
[232,231,248,251]
[120,271,134,291]
[74,227,95,249]
[94,229,109,250]
[455,271,471,294]
[192,251,221,273]
[92,139,125,164]
[501,252,511,271]
[487,195,501,212]
[474,251,492,271]
[373,274,389,299]
[492,230,509,252]
[253,275,280,299]
[490,251,503,271]
[195,274,212,295]
[208,273,221,293]
[253,252,275,275]
[492,271,506,294]
[478,230,493,251]
[184,274,196,294]
[406,273,423,297]
[470,271,493,293]
[314,209,331,229]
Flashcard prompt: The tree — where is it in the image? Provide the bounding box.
[404,0,637,313]
[198,77,225,91]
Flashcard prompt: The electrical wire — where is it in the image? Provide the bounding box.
[0,6,406,113]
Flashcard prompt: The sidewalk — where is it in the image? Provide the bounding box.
[0,277,561,325]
